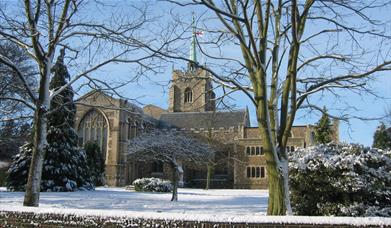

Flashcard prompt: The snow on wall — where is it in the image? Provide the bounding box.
[1,206,390,226]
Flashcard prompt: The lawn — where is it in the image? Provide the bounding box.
[0,187,268,216]
[1,187,391,226]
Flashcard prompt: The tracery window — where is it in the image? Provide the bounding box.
[78,110,108,160]
[184,87,193,103]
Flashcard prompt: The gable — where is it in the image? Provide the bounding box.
[75,90,120,109]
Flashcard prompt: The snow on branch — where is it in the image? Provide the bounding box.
[128,129,214,164]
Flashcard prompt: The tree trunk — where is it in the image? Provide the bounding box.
[256,102,288,215]
[24,62,51,207]
[170,164,179,201]
[23,107,47,206]
[205,163,213,190]
[266,160,285,215]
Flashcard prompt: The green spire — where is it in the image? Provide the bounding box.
[190,13,197,63]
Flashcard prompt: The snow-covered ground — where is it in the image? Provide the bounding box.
[0,187,268,216]
[1,187,390,226]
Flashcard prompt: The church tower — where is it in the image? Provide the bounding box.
[168,14,215,113]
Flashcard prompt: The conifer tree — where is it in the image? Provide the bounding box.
[373,123,391,150]
[0,120,18,160]
[84,141,105,186]
[314,107,333,144]
[0,121,32,161]
[7,50,93,191]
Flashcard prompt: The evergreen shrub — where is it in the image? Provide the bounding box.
[289,143,391,217]
[6,50,93,192]
[132,177,173,192]
[84,141,105,186]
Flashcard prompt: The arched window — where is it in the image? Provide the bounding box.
[246,147,251,155]
[129,121,138,139]
[127,118,132,140]
[310,131,315,143]
[251,146,255,155]
[184,87,193,103]
[78,110,108,160]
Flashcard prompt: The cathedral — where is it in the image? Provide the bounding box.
[75,24,339,189]
[75,68,339,189]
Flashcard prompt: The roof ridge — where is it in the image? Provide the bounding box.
[161,109,246,115]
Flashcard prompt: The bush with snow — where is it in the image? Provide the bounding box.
[132,177,173,193]
[289,144,391,216]
[289,143,391,217]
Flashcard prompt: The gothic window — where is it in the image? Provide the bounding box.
[184,87,193,103]
[130,121,138,139]
[78,110,108,160]
[310,131,315,143]
[208,90,216,100]
[127,118,131,140]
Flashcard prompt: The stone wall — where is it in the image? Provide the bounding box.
[0,210,387,228]
[74,90,340,189]
[75,90,153,186]
[168,69,214,112]
[143,104,167,119]
[234,128,307,189]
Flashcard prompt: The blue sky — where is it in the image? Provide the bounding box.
[74,1,390,146]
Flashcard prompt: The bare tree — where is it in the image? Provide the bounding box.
[143,0,391,215]
[128,129,213,201]
[0,41,35,160]
[0,0,158,206]
[0,41,36,123]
